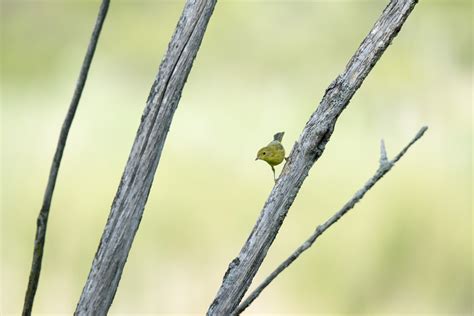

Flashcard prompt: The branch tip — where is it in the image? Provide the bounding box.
[379,139,389,165]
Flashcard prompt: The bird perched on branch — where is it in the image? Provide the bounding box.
[255,132,286,182]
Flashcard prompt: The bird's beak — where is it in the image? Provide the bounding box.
[255,157,259,161]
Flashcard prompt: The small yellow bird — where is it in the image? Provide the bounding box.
[255,132,286,182]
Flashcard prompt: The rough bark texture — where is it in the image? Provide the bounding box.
[75,0,217,314]
[234,127,428,314]
[22,1,110,315]
[207,0,418,314]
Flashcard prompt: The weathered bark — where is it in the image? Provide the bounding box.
[207,0,418,314]
[75,0,217,314]
[234,127,428,314]
[22,1,110,315]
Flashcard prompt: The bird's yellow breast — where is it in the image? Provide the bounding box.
[257,141,285,166]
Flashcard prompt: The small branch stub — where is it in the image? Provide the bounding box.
[379,139,389,166]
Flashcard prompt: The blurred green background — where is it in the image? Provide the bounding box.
[1,0,472,314]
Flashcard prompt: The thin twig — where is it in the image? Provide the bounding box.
[208,1,419,314]
[234,126,428,314]
[22,1,110,315]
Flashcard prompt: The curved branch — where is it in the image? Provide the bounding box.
[207,0,419,314]
[74,0,217,314]
[234,126,428,314]
[22,1,110,315]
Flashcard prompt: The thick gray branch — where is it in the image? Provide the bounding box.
[207,0,418,314]
[22,1,110,315]
[75,0,217,314]
[234,127,428,314]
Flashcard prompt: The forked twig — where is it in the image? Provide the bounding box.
[234,126,428,314]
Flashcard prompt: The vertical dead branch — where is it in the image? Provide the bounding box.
[207,0,418,314]
[75,0,217,314]
[22,1,110,314]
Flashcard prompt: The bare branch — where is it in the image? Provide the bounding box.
[234,126,428,315]
[74,0,217,314]
[22,1,110,314]
[207,0,419,314]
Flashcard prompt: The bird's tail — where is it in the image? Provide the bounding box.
[273,132,285,142]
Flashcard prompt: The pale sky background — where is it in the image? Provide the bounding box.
[1,0,472,314]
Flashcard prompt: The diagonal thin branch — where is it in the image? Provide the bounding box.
[22,1,110,315]
[234,126,428,315]
[207,1,419,314]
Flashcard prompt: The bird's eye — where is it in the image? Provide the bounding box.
[262,152,266,155]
